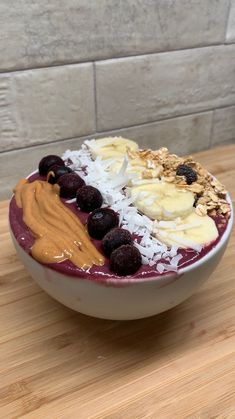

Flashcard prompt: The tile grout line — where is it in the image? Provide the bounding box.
[92,104,233,136]
[0,42,235,76]
[1,104,235,155]
[94,107,212,134]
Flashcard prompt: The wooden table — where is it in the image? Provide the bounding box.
[1,145,235,419]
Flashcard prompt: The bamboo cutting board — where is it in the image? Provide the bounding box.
[0,145,235,419]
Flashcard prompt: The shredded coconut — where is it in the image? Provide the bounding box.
[156,263,165,274]
[62,145,187,272]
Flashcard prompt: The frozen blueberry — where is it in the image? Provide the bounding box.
[58,173,85,199]
[47,165,73,184]
[176,164,198,185]
[87,208,119,240]
[102,228,133,257]
[39,155,65,176]
[76,185,103,212]
[110,244,142,276]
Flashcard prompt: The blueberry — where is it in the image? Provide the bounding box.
[176,164,198,185]
[47,165,73,184]
[76,185,103,212]
[87,208,119,240]
[39,155,65,176]
[102,228,133,257]
[110,244,142,276]
[58,173,85,199]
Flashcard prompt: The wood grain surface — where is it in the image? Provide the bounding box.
[0,145,235,419]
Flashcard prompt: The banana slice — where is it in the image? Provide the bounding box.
[109,156,146,181]
[85,137,139,160]
[153,211,218,249]
[130,181,195,221]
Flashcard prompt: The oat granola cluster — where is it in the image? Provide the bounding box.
[127,147,231,218]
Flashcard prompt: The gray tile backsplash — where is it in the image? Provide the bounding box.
[226,0,235,43]
[0,64,95,152]
[96,45,235,130]
[211,106,235,146]
[0,0,230,72]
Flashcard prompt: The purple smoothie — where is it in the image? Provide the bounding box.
[9,173,230,281]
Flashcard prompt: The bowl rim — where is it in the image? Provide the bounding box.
[9,171,234,286]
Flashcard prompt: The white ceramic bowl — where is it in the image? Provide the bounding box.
[9,195,233,320]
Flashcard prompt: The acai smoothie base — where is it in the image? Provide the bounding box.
[9,137,231,283]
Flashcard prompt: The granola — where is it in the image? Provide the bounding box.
[127,147,230,218]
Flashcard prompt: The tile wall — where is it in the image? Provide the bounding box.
[1,0,235,197]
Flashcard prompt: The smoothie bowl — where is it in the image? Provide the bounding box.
[9,138,233,320]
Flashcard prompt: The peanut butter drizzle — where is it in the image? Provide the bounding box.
[14,179,105,270]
